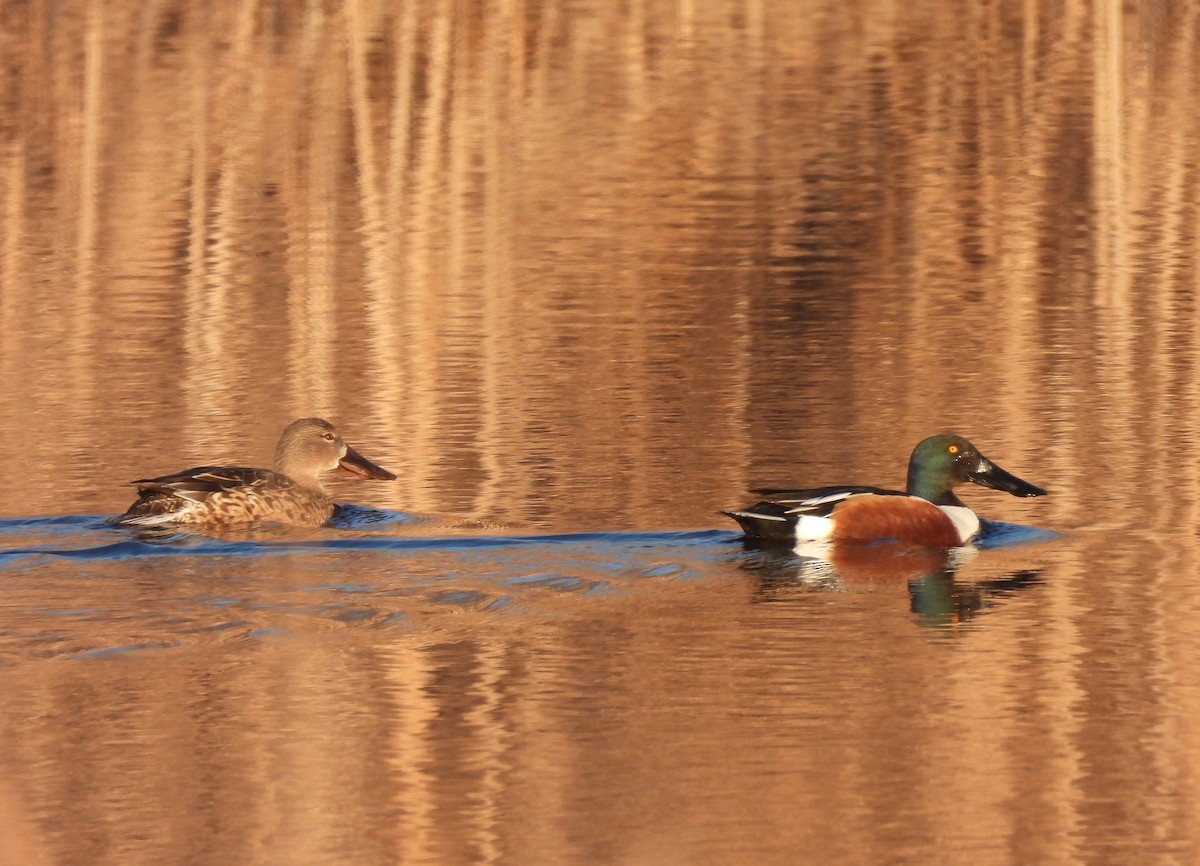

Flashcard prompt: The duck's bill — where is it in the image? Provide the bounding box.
[338,446,397,481]
[968,456,1046,497]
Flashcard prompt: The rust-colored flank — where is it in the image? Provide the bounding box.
[829,496,962,547]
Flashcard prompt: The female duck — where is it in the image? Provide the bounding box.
[723,434,1046,547]
[118,418,396,528]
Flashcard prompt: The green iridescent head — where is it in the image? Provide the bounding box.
[906,434,1046,506]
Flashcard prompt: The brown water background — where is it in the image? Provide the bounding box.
[2,0,1200,864]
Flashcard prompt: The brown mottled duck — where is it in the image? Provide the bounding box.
[118,418,396,528]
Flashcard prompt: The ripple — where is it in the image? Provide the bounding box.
[976,519,1062,549]
[0,514,1060,663]
[0,519,740,660]
[0,517,735,563]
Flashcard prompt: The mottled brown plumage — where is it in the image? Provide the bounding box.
[118,418,396,528]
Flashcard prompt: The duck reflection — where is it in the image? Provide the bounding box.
[905,566,1042,627]
[740,537,1043,628]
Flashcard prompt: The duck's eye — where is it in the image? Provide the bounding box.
[948,445,959,454]
[322,433,335,441]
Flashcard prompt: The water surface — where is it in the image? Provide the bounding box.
[2,0,1199,864]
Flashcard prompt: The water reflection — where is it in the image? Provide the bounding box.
[0,515,735,661]
[909,568,1043,628]
[739,526,1052,629]
[4,0,1200,862]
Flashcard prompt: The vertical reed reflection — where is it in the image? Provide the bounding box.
[282,0,343,416]
[0,0,1190,520]
[0,0,1192,529]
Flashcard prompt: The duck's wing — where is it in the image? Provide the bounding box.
[747,485,904,516]
[722,485,907,541]
[130,466,282,504]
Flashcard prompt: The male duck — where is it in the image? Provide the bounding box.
[118,418,396,528]
[723,434,1046,547]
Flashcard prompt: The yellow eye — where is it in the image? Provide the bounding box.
[948,445,959,454]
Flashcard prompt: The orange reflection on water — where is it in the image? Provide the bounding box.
[1,0,1200,864]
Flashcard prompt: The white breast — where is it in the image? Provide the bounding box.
[938,505,979,544]
[793,514,835,541]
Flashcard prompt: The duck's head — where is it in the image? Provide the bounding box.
[273,418,397,488]
[906,434,1046,505]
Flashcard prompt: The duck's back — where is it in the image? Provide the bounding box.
[119,466,333,527]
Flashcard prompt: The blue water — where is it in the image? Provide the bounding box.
[975,517,1060,549]
[0,514,735,565]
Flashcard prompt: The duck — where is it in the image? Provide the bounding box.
[117,417,396,528]
[723,433,1046,547]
